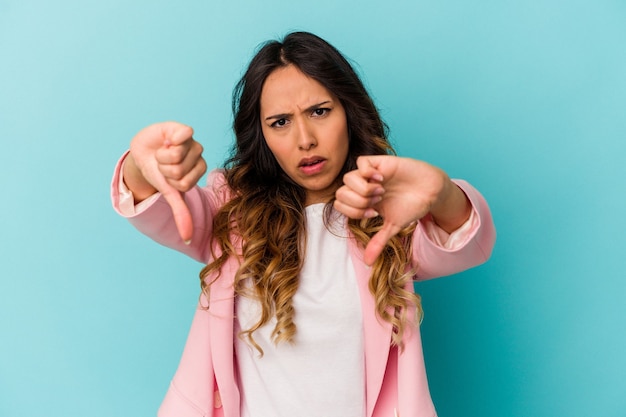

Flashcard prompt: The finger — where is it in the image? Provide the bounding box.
[152,123,195,164]
[165,157,207,192]
[363,223,400,266]
[355,155,385,183]
[342,169,385,197]
[158,143,205,182]
[156,139,202,165]
[155,143,189,165]
[335,184,382,209]
[333,199,379,220]
[161,188,194,243]
[160,122,194,147]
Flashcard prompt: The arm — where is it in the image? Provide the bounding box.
[110,122,223,264]
[111,153,227,264]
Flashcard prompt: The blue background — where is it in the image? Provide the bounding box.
[1,0,625,416]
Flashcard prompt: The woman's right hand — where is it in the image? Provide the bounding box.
[124,121,207,243]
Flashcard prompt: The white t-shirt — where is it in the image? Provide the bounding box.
[235,203,366,417]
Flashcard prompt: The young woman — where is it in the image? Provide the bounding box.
[111,31,496,417]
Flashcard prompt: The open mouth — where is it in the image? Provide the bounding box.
[299,158,324,167]
[298,157,326,175]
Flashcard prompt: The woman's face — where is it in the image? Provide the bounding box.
[260,64,349,205]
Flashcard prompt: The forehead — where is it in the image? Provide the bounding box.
[260,65,334,114]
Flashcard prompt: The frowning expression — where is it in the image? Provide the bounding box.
[260,65,349,206]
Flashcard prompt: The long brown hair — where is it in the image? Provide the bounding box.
[200,32,422,353]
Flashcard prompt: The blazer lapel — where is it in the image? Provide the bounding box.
[348,238,393,417]
[208,257,239,417]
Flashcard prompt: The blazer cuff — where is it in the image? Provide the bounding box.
[111,151,161,217]
[420,208,478,250]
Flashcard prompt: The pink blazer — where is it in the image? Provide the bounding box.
[111,159,496,417]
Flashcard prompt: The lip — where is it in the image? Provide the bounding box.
[298,156,326,175]
[298,156,325,167]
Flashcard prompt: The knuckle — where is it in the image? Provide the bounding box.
[177,177,194,191]
[171,147,185,163]
[182,125,194,138]
[169,165,185,180]
[199,159,208,176]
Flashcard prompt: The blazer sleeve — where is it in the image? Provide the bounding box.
[412,179,496,280]
[110,151,230,265]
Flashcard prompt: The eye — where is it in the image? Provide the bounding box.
[271,118,288,128]
[312,108,330,117]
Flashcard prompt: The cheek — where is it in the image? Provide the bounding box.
[334,122,350,154]
[333,112,349,144]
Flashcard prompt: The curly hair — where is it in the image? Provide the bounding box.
[200,31,422,354]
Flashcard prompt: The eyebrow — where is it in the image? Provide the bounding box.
[264,100,332,121]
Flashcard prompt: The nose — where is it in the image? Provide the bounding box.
[296,119,317,150]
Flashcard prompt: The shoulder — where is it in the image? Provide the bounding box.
[206,168,227,187]
[204,169,234,206]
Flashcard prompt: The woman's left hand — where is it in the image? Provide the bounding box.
[334,155,471,265]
